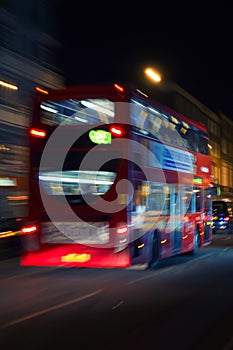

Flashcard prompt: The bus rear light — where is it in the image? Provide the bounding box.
[116,225,128,235]
[114,83,124,92]
[21,225,38,235]
[35,86,48,94]
[110,126,124,137]
[30,128,46,138]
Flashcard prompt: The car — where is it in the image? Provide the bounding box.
[212,200,233,234]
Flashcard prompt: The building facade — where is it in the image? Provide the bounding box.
[0,0,65,231]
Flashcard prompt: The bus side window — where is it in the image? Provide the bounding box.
[198,135,209,155]
[182,129,198,152]
[147,113,162,139]
[164,185,170,215]
[183,186,193,214]
[133,182,147,212]
[204,188,212,215]
[133,107,148,130]
[148,183,167,215]
[195,188,202,212]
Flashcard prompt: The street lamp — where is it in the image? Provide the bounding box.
[143,66,173,106]
[144,67,162,83]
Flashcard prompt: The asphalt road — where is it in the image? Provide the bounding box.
[0,233,233,350]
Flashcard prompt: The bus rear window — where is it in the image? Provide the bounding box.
[38,157,119,205]
[39,170,116,205]
[40,98,115,126]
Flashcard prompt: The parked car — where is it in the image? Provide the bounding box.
[212,200,233,234]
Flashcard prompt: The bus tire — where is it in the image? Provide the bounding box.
[190,227,200,255]
[149,231,160,268]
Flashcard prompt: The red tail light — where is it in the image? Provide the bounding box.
[35,86,48,94]
[110,125,124,137]
[114,83,124,92]
[29,128,46,138]
[116,225,128,235]
[21,225,38,235]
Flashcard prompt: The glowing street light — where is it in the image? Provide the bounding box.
[144,67,162,83]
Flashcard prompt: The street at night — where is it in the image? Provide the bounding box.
[1,234,233,350]
[1,3,233,350]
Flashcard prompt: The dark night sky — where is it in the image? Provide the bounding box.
[58,2,233,119]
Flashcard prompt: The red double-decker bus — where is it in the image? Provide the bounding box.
[21,83,213,269]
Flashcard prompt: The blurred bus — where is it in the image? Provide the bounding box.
[21,84,213,268]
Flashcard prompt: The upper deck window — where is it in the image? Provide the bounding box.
[130,98,209,155]
[40,98,115,126]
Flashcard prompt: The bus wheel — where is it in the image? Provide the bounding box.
[149,232,160,268]
[190,228,200,255]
